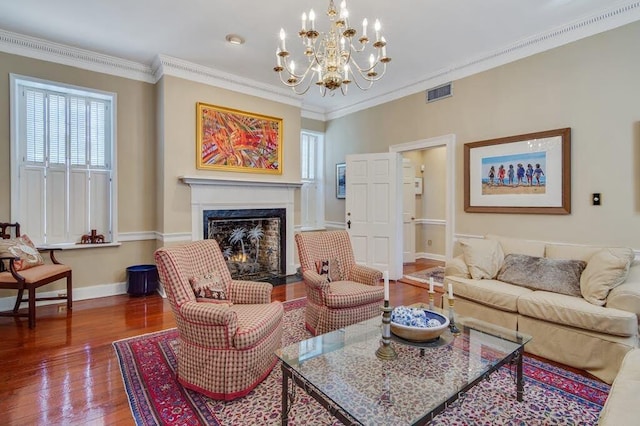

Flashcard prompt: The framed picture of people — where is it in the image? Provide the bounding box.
[464,128,571,214]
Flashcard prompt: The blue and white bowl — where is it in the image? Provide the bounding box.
[390,306,450,342]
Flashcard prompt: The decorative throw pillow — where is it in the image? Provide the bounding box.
[580,248,635,306]
[315,258,342,282]
[0,235,44,271]
[497,254,586,297]
[188,271,228,300]
[459,238,505,280]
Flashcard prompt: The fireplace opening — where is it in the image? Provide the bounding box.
[203,208,286,281]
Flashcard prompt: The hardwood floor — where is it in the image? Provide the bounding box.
[0,259,589,425]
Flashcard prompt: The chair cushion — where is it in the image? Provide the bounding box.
[580,248,635,306]
[315,258,342,282]
[189,271,228,301]
[497,254,586,297]
[325,281,384,309]
[517,291,637,337]
[446,276,532,312]
[0,235,44,271]
[459,238,504,279]
[231,302,283,350]
[0,263,71,284]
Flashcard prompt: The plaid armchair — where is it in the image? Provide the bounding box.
[295,230,384,335]
[154,240,283,401]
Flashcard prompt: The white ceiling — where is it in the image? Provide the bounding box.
[1,0,639,118]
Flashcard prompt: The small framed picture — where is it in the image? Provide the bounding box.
[336,163,346,199]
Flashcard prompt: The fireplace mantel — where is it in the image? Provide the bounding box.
[180,176,302,189]
[180,176,301,276]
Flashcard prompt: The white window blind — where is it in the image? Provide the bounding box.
[12,76,115,245]
[300,131,325,229]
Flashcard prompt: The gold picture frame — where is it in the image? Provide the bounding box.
[196,102,283,174]
[464,128,571,214]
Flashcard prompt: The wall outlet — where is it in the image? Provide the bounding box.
[57,305,67,313]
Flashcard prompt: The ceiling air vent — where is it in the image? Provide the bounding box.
[426,82,452,103]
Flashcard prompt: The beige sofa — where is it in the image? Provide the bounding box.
[445,234,640,384]
[598,348,640,425]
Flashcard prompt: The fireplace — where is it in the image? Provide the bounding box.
[203,208,286,280]
[181,176,301,279]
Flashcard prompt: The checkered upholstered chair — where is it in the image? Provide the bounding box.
[154,240,283,401]
[295,230,384,335]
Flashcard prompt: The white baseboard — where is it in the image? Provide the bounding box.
[0,281,165,312]
[416,252,446,262]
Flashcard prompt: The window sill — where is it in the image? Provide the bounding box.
[38,242,122,250]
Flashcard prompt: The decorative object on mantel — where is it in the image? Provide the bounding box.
[79,229,105,244]
[196,102,283,175]
[464,128,571,214]
[274,0,391,96]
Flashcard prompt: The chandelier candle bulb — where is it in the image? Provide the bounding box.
[448,283,454,299]
[302,12,307,31]
[429,277,434,293]
[309,9,316,30]
[362,18,368,38]
[374,19,381,41]
[279,28,286,51]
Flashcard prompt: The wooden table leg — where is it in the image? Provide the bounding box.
[516,348,524,402]
[281,363,290,425]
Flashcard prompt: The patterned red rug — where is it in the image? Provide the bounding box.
[113,298,609,425]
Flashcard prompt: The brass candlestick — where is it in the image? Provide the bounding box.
[428,290,435,311]
[376,301,398,360]
[448,296,461,335]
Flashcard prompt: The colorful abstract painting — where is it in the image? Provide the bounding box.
[196,102,282,174]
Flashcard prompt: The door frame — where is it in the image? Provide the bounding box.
[389,134,456,260]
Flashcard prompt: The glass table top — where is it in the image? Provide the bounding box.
[276,308,532,425]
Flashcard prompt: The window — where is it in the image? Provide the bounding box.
[300,130,325,229]
[10,75,115,245]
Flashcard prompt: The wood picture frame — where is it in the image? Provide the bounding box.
[196,102,283,174]
[336,163,346,199]
[464,128,571,214]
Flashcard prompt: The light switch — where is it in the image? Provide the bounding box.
[592,193,601,206]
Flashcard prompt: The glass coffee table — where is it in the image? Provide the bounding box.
[276,307,532,425]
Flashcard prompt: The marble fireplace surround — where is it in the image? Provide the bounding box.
[180,176,302,276]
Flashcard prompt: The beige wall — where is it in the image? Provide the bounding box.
[0,52,157,295]
[156,75,302,234]
[325,20,640,250]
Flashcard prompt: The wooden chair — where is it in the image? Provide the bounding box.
[295,230,384,335]
[0,222,72,328]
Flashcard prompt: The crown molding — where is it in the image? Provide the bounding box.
[326,0,640,120]
[152,54,302,108]
[0,29,155,83]
[2,1,638,121]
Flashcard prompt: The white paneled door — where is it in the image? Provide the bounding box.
[345,152,403,280]
[402,159,416,263]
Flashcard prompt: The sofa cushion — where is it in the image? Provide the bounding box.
[496,254,585,297]
[445,255,471,279]
[446,276,532,312]
[459,238,504,280]
[485,234,545,257]
[517,291,637,337]
[545,243,602,262]
[580,248,635,306]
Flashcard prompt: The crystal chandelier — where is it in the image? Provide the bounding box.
[274,0,391,96]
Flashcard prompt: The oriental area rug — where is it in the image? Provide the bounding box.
[402,266,445,286]
[113,298,609,425]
